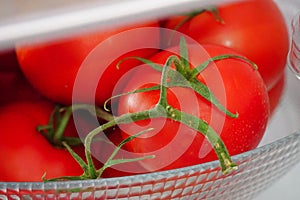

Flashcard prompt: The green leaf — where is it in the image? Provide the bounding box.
[179,37,190,72]
[206,6,225,24]
[154,62,238,118]
[158,55,179,107]
[117,56,163,72]
[97,128,155,178]
[190,54,258,78]
[189,78,238,118]
[62,142,89,174]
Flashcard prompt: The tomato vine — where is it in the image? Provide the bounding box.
[40,37,263,181]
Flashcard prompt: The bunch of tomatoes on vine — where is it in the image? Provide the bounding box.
[0,0,289,181]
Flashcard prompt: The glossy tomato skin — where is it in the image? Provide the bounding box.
[0,101,84,182]
[16,21,160,107]
[117,44,269,172]
[161,0,289,90]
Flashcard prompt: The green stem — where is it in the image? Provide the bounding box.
[157,56,175,107]
[62,141,89,174]
[83,108,163,178]
[167,10,204,47]
[97,128,155,178]
[84,121,114,179]
[37,104,114,149]
[72,104,114,122]
[160,58,236,173]
[190,54,258,78]
[165,106,237,174]
[37,105,60,141]
[53,106,73,145]
[84,95,237,174]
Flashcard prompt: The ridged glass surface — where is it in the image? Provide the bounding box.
[288,12,300,79]
[0,131,299,200]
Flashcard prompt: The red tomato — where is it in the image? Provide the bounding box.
[0,69,43,105]
[0,101,84,182]
[116,44,269,173]
[0,49,43,105]
[161,0,289,90]
[16,21,160,107]
[0,48,20,72]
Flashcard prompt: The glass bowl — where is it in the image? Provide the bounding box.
[1,0,300,200]
[1,129,300,199]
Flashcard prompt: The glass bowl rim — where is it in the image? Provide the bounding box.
[1,130,299,189]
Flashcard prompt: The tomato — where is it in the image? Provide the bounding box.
[161,0,289,90]
[0,101,84,182]
[16,21,160,107]
[0,49,42,105]
[0,48,20,72]
[268,73,285,115]
[0,69,43,105]
[116,44,269,173]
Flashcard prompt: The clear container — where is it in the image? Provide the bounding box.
[289,11,300,79]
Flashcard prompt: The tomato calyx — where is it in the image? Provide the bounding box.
[110,38,257,117]
[37,104,114,148]
[37,105,81,148]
